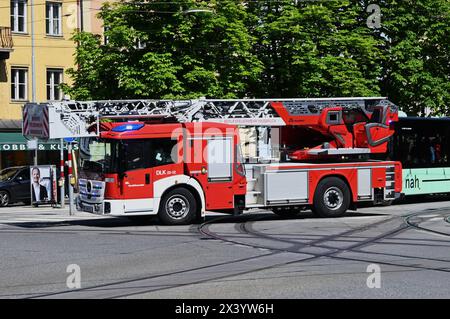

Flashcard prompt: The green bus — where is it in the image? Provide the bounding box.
[390,117,450,196]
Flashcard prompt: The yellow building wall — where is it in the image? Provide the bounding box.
[0,0,79,120]
[85,0,107,35]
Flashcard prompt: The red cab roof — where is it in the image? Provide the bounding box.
[100,121,237,140]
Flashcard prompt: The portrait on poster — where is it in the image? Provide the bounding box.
[30,166,56,204]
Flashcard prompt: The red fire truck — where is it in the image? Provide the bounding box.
[25,98,402,224]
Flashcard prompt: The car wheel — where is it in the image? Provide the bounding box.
[0,191,10,207]
[158,188,198,225]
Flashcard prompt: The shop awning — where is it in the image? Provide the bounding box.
[0,120,21,131]
[0,132,77,151]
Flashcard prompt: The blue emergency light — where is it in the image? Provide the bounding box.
[112,123,145,132]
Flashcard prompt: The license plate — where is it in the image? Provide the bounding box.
[82,204,94,213]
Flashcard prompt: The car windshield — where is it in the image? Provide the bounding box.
[0,168,19,181]
[79,138,119,173]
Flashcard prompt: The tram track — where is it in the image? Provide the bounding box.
[404,213,450,237]
[15,207,450,299]
[199,208,450,273]
[110,208,450,298]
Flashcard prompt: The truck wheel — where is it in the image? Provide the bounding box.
[158,188,198,225]
[312,177,350,218]
[0,191,10,207]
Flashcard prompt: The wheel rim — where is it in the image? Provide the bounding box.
[0,192,9,206]
[166,195,190,219]
[323,187,343,211]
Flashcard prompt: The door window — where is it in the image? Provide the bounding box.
[207,138,233,182]
[16,169,30,181]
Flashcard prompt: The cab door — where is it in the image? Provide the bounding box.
[119,138,182,213]
[119,140,154,202]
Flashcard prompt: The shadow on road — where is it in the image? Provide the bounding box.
[5,193,450,229]
[6,211,390,229]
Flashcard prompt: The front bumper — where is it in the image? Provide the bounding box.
[76,197,106,215]
[76,196,156,216]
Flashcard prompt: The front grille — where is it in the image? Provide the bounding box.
[78,179,106,204]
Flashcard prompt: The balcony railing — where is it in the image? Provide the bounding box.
[0,26,13,49]
[0,27,13,59]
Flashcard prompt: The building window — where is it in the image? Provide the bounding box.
[46,2,62,36]
[10,0,27,33]
[46,69,63,101]
[11,68,28,101]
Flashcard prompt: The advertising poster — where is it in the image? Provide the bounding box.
[30,165,57,204]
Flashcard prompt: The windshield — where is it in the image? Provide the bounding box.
[79,138,119,173]
[0,168,19,181]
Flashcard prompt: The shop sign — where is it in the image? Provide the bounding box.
[0,143,79,151]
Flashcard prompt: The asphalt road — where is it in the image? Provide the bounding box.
[0,199,449,299]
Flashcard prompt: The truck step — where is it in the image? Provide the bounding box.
[245,191,262,205]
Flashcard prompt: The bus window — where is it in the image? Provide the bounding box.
[393,119,450,169]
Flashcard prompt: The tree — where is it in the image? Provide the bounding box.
[245,0,384,97]
[374,0,450,115]
[63,0,450,116]
[64,0,263,100]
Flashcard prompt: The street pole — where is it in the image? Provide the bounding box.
[30,0,36,102]
[31,0,37,166]
[60,139,65,208]
[33,139,38,166]
[68,142,74,215]
[79,0,84,31]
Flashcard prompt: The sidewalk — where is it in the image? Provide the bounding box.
[0,204,109,225]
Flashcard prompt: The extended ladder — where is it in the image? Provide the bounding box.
[23,97,397,139]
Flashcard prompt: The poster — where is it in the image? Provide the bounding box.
[30,165,57,204]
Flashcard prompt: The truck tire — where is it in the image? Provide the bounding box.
[158,188,198,225]
[312,177,350,218]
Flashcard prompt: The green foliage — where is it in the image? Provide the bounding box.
[245,0,383,97]
[63,0,450,115]
[64,0,263,100]
[374,0,450,115]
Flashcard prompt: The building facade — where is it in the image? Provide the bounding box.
[0,0,107,170]
[0,0,82,120]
